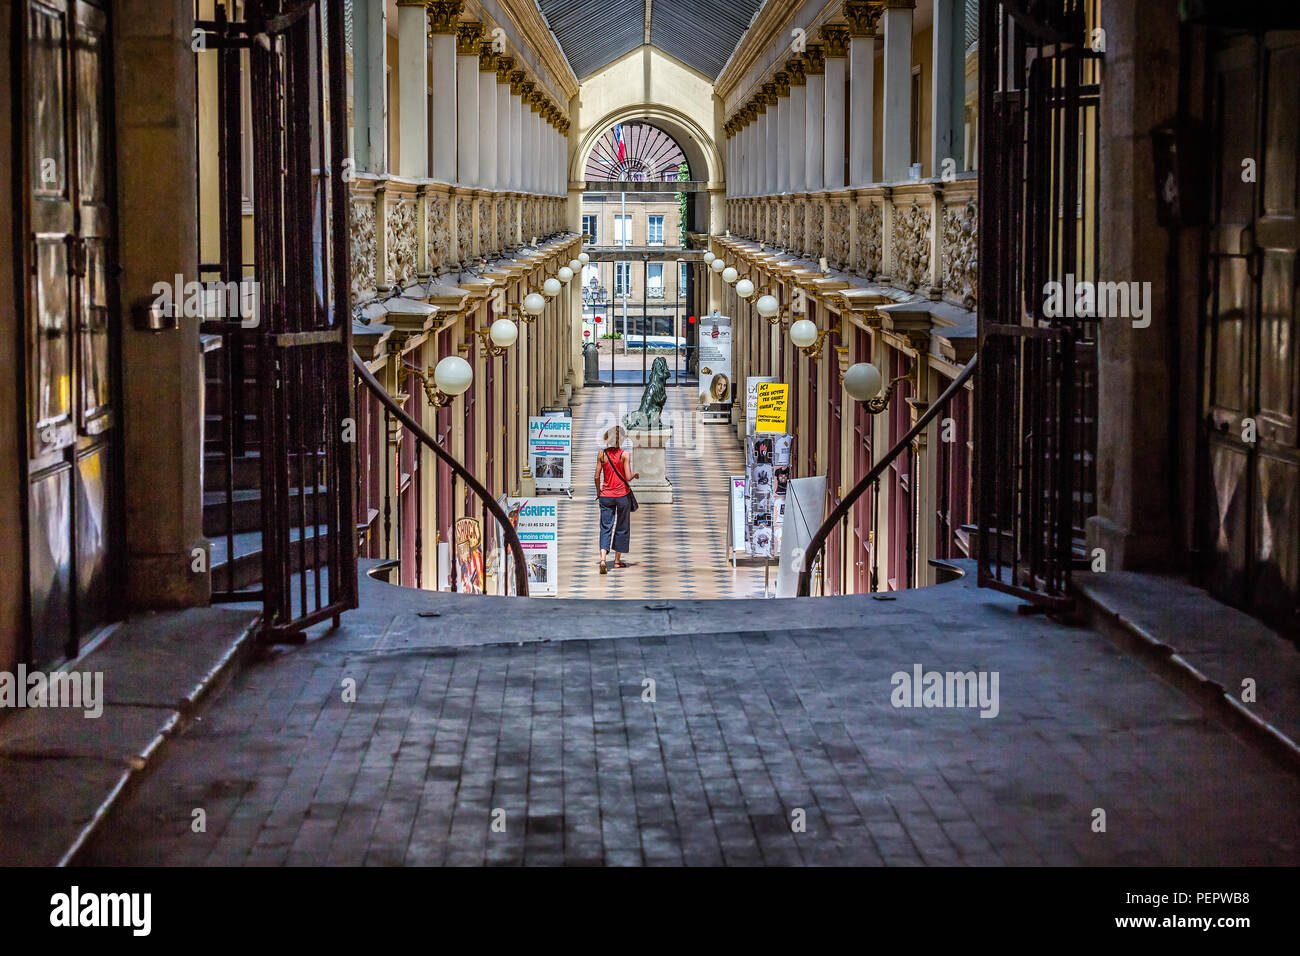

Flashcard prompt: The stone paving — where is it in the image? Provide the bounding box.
[81,576,1300,866]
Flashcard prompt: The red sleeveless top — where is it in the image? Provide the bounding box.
[600,448,630,497]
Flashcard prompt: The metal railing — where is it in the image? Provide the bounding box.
[797,356,978,597]
[351,353,530,597]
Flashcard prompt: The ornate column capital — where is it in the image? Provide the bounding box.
[843,1,884,37]
[496,55,515,82]
[760,82,778,105]
[820,24,851,57]
[426,0,463,35]
[785,58,807,85]
[773,71,791,97]
[802,43,826,75]
[455,20,483,55]
[478,41,499,71]
[510,70,529,95]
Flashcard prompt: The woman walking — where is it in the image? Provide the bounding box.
[594,426,639,574]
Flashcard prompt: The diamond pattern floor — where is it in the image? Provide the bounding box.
[554,387,767,601]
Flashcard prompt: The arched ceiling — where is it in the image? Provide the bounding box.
[535,0,764,80]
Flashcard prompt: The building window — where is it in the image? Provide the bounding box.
[582,214,598,244]
[647,215,664,245]
[614,262,631,296]
[679,262,688,295]
[647,263,664,298]
[613,215,633,244]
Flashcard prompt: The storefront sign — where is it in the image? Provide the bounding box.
[529,415,572,492]
[505,497,559,597]
[754,383,790,433]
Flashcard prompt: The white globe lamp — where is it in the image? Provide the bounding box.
[578,252,590,265]
[568,258,581,272]
[843,362,885,403]
[543,277,562,297]
[710,258,725,273]
[722,266,738,285]
[703,251,716,265]
[735,278,755,299]
[557,266,573,283]
[789,318,819,349]
[433,355,473,396]
[523,291,547,316]
[489,318,518,349]
[755,294,780,319]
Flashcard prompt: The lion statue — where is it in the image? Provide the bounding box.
[624,356,670,430]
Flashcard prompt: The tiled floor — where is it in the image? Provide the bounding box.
[555,386,767,601]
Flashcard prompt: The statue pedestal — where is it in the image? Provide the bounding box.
[627,428,673,504]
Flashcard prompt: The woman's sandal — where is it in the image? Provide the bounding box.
[599,561,608,574]
[614,560,629,569]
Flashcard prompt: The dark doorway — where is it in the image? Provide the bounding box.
[20,0,122,665]
[1201,29,1300,633]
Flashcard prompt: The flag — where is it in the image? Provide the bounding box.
[613,123,626,163]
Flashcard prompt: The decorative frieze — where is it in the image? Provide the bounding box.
[828,201,850,270]
[428,194,450,272]
[456,197,472,264]
[858,199,882,277]
[942,197,978,309]
[477,198,490,257]
[386,196,418,286]
[350,196,376,303]
[496,197,510,249]
[892,197,930,293]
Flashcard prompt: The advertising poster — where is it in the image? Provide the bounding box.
[529,415,573,492]
[486,495,512,596]
[697,312,733,416]
[453,516,484,594]
[745,376,777,435]
[744,433,794,558]
[730,476,747,554]
[755,383,790,433]
[505,497,559,597]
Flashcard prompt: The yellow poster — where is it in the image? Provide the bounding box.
[754,383,789,433]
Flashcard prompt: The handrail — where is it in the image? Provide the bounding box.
[351,352,530,597]
[796,354,978,597]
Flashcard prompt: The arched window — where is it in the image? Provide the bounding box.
[584,121,689,182]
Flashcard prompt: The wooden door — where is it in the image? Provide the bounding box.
[23,0,119,665]
[1203,30,1300,633]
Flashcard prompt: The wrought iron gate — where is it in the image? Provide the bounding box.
[975,0,1102,608]
[202,0,357,638]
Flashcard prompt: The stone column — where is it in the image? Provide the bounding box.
[455,21,481,186]
[116,0,206,608]
[477,42,498,190]
[881,0,915,182]
[774,71,790,194]
[510,70,527,193]
[351,0,388,173]
[762,84,777,195]
[427,0,462,183]
[395,0,429,178]
[821,25,849,190]
[804,44,825,193]
[931,0,966,175]
[786,58,807,193]
[845,1,881,186]
[496,57,514,194]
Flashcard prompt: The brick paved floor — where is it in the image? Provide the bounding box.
[82,580,1300,866]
